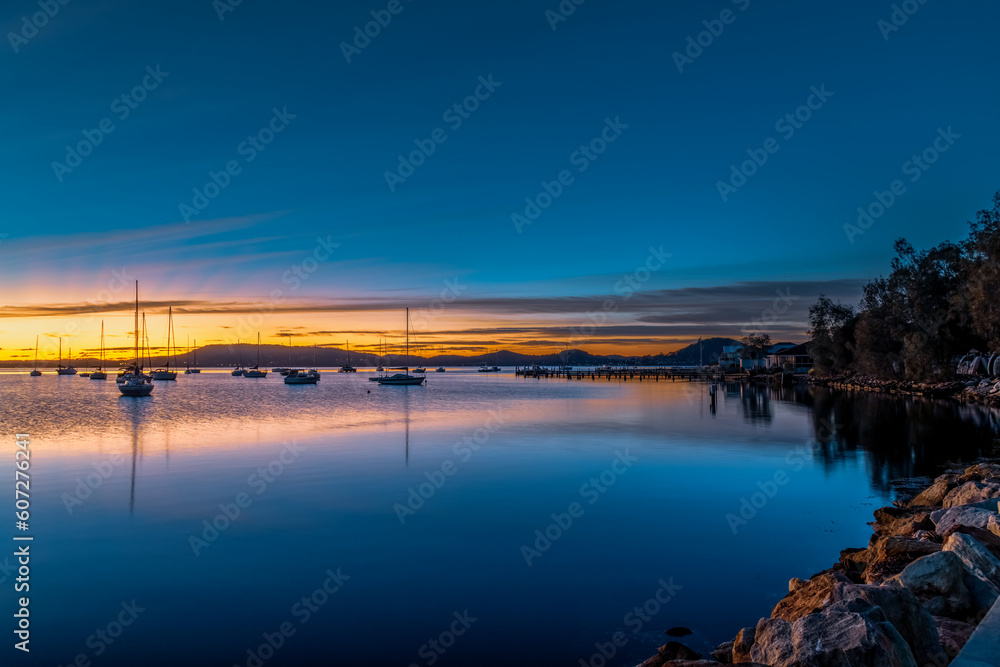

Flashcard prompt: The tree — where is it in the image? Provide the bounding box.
[808,295,856,375]
[739,332,772,361]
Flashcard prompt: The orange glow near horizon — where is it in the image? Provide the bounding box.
[0,307,691,362]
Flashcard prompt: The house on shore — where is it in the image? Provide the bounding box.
[766,342,814,373]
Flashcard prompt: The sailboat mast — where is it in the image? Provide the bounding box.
[134,281,139,368]
[405,308,410,370]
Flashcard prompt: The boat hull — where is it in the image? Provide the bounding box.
[118,381,153,397]
[151,371,177,380]
[376,374,426,386]
[244,370,267,378]
[90,372,107,380]
[29,370,41,376]
[57,368,78,375]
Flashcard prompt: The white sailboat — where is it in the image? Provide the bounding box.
[185,336,202,374]
[56,338,77,375]
[29,336,41,376]
[243,333,268,377]
[152,307,178,380]
[376,309,426,386]
[91,322,108,380]
[118,281,154,397]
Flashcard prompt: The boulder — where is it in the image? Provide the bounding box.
[731,626,755,663]
[942,481,1000,508]
[909,475,959,507]
[873,509,935,536]
[710,640,734,664]
[750,601,918,667]
[884,551,970,616]
[933,616,976,659]
[659,642,701,661]
[830,583,944,667]
[990,514,1000,538]
[930,505,997,535]
[771,571,851,622]
[942,532,1000,610]
[864,535,942,583]
[941,524,1000,559]
[959,463,1000,483]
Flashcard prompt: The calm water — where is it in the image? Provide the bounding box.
[1,371,998,666]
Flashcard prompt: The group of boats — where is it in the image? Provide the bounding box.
[26,285,439,394]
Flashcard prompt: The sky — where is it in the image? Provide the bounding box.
[1,0,999,361]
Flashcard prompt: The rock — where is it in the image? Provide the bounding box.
[658,642,701,661]
[930,505,997,535]
[933,616,976,659]
[885,551,970,616]
[830,583,944,667]
[710,641,734,664]
[750,601,918,667]
[942,532,1000,610]
[638,659,721,667]
[990,514,1000,538]
[665,627,693,637]
[864,535,942,583]
[959,463,1000,483]
[909,476,958,507]
[731,626,755,663]
[941,524,1000,559]
[771,571,851,622]
[873,509,935,536]
[942,481,1000,508]
[788,577,807,592]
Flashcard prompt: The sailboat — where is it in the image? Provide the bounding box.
[118,281,154,397]
[56,338,77,375]
[339,339,357,372]
[185,336,202,374]
[152,307,178,380]
[273,335,292,375]
[28,336,42,376]
[243,333,268,377]
[232,338,244,375]
[376,339,384,372]
[376,309,426,386]
[91,322,108,380]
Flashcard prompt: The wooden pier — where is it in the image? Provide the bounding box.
[513,367,749,382]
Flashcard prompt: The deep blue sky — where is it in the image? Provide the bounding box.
[1,0,998,354]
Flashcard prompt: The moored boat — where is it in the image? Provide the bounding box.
[118,281,154,397]
[376,309,425,386]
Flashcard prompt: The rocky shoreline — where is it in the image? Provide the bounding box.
[637,463,1000,667]
[810,374,1000,407]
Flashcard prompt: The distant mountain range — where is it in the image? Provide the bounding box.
[4,337,806,368]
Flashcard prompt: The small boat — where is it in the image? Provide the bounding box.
[56,339,77,375]
[184,336,202,373]
[243,333,268,377]
[118,281,154,397]
[80,372,91,377]
[232,338,244,375]
[436,367,446,372]
[29,336,41,376]
[91,323,108,380]
[339,340,357,372]
[377,309,426,386]
[151,307,178,380]
[284,369,320,384]
[412,367,426,374]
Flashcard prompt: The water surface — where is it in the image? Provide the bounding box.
[1,370,997,666]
